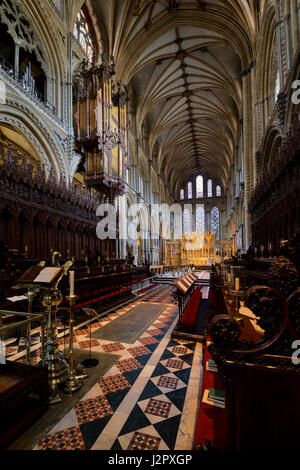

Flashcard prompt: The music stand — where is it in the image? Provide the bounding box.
[81,308,99,368]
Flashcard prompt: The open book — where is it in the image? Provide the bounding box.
[18,266,63,285]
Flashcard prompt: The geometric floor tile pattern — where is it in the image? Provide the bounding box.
[98,374,131,394]
[75,396,114,425]
[23,284,205,451]
[127,431,161,450]
[38,426,86,450]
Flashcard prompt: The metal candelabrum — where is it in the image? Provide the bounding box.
[41,288,68,404]
[63,295,82,395]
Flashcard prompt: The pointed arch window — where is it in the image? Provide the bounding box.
[216,185,221,197]
[187,181,193,199]
[180,189,184,200]
[73,9,95,62]
[196,205,205,235]
[196,175,203,198]
[207,179,212,198]
[211,207,220,240]
[183,208,191,235]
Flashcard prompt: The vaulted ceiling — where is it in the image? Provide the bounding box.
[88,0,258,194]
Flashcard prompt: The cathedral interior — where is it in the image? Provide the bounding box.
[1,0,300,454]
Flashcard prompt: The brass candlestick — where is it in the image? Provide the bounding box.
[63,295,82,395]
[41,288,68,404]
[232,290,242,323]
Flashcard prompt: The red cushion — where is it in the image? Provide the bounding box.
[181,291,202,332]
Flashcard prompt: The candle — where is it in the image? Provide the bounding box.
[97,256,100,265]
[227,273,231,283]
[235,277,240,291]
[69,271,75,297]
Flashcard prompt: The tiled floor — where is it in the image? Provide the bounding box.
[6,285,204,451]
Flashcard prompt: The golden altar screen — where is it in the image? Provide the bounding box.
[164,232,220,266]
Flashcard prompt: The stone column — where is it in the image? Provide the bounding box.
[119,194,127,259]
[241,62,256,249]
[14,44,20,80]
[66,31,73,160]
[297,3,300,40]
[61,81,66,122]
[205,210,210,233]
[284,14,291,71]
[148,160,153,263]
[275,5,284,89]
[52,77,56,113]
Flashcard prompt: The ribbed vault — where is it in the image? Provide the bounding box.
[90,0,257,196]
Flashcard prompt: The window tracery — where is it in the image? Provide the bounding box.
[0,0,48,73]
[183,208,191,235]
[211,206,220,240]
[73,9,95,62]
[187,181,192,199]
[196,205,205,235]
[207,179,212,198]
[196,175,203,198]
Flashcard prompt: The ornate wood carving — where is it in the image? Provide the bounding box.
[0,145,106,259]
[267,255,299,297]
[249,118,300,256]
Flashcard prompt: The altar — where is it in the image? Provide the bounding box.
[164,232,221,267]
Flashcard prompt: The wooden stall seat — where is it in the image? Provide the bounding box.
[0,360,48,449]
[180,284,202,333]
[193,337,226,450]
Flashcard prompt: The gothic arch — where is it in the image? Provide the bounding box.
[256,1,277,114]
[0,102,69,179]
[260,123,282,175]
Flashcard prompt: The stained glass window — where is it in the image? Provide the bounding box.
[211,207,220,240]
[183,209,191,235]
[196,205,205,235]
[180,189,184,200]
[196,175,203,198]
[187,181,193,199]
[216,185,221,197]
[207,179,212,197]
[73,9,95,62]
